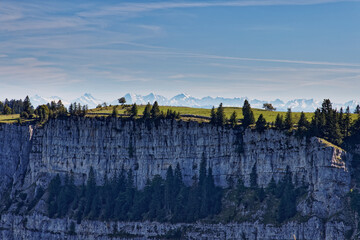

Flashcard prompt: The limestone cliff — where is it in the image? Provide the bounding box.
[0,118,354,239]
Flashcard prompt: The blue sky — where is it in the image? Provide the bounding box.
[0,0,359,102]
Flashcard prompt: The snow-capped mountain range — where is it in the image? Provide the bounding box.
[30,93,103,109]
[29,93,360,112]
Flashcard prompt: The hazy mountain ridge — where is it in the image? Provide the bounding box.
[30,93,359,112]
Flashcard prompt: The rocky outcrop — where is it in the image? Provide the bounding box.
[0,118,354,239]
[0,213,349,240]
[0,124,33,200]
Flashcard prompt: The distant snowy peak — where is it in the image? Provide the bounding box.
[72,93,103,109]
[124,93,167,105]
[30,93,102,108]
[30,95,70,107]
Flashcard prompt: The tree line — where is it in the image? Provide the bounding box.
[47,156,221,224]
[111,101,181,120]
[44,160,305,225]
[0,96,34,117]
[208,99,360,147]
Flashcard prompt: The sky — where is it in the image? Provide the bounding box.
[0,0,359,102]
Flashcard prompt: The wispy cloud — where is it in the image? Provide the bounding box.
[0,57,81,86]
[81,49,360,67]
[79,0,360,17]
[185,53,360,67]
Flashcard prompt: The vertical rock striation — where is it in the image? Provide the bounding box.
[0,118,354,239]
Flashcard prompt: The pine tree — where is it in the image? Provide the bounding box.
[142,103,151,119]
[165,166,175,212]
[3,104,12,115]
[47,174,61,217]
[68,103,74,115]
[275,114,284,130]
[148,175,164,221]
[354,105,360,114]
[309,109,323,137]
[256,114,267,132]
[198,154,208,218]
[174,163,183,197]
[230,111,237,128]
[130,103,138,118]
[205,167,221,215]
[199,154,207,188]
[344,106,351,137]
[242,100,255,127]
[277,166,296,223]
[210,107,216,125]
[297,112,309,136]
[338,107,344,134]
[284,108,293,130]
[151,101,160,119]
[216,103,226,126]
[23,95,33,115]
[85,167,96,216]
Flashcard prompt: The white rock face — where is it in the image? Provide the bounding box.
[0,118,353,239]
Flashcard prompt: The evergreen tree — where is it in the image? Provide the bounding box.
[148,175,165,221]
[185,183,200,222]
[328,110,343,145]
[3,104,12,115]
[151,101,160,119]
[210,107,216,125]
[277,166,296,223]
[230,111,237,128]
[250,163,258,188]
[354,105,360,114]
[242,100,255,127]
[142,103,151,119]
[320,100,342,145]
[216,103,226,126]
[284,108,293,130]
[309,108,323,137]
[85,167,96,216]
[23,95,33,115]
[68,104,74,115]
[296,112,309,136]
[275,114,284,130]
[164,166,175,212]
[47,174,61,217]
[130,103,138,118]
[344,106,351,137]
[199,154,207,188]
[174,163,183,197]
[256,114,267,132]
[338,107,344,135]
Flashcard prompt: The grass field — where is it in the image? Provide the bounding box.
[89,105,316,123]
[0,114,20,123]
